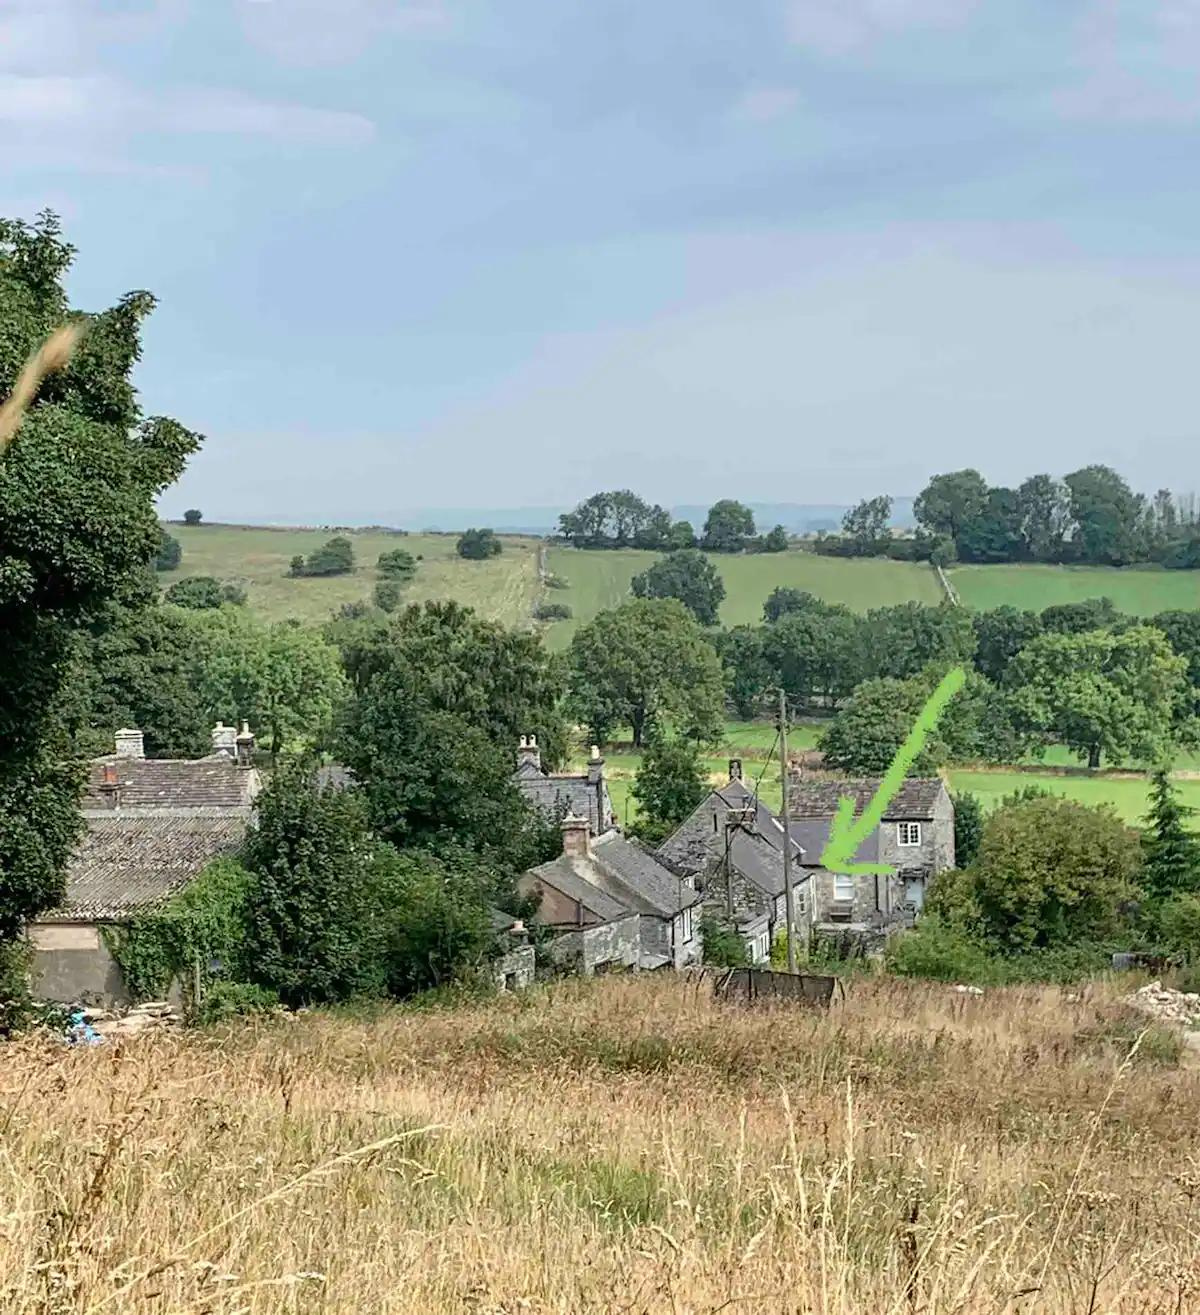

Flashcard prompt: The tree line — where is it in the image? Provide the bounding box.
[557,490,787,555]
[820,467,1200,568]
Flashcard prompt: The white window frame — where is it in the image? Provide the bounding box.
[833,873,855,902]
[754,931,770,962]
[898,821,922,847]
[679,906,693,944]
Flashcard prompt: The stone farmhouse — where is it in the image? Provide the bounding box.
[657,764,956,959]
[519,812,702,975]
[657,762,810,964]
[787,776,956,928]
[28,723,261,1006]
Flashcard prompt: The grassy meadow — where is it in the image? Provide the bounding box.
[4,975,1197,1314]
[544,546,942,647]
[167,524,542,626]
[950,562,1200,615]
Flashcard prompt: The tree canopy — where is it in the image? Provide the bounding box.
[630,548,725,625]
[457,527,502,560]
[701,499,755,553]
[0,211,200,939]
[568,598,724,746]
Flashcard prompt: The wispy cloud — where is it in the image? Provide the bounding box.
[236,0,449,66]
[732,86,801,122]
[787,0,977,55]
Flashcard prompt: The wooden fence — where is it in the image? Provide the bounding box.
[714,967,837,1008]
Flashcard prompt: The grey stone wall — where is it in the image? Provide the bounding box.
[810,869,907,925]
[547,913,641,976]
[876,787,955,875]
[493,944,536,990]
[29,922,130,1006]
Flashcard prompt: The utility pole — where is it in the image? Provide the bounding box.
[779,687,797,974]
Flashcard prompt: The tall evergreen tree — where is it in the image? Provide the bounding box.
[1142,768,1200,900]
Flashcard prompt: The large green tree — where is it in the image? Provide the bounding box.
[763,606,863,709]
[701,499,755,553]
[971,606,1042,684]
[569,598,724,746]
[189,609,347,758]
[0,212,199,940]
[631,733,708,845]
[861,602,976,681]
[713,625,771,719]
[1006,625,1188,769]
[242,767,386,1006]
[965,795,1141,949]
[956,486,1023,563]
[817,675,949,776]
[913,469,988,544]
[841,495,892,555]
[630,548,726,625]
[1063,465,1145,565]
[1017,474,1071,562]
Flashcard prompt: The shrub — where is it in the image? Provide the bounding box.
[183,509,203,526]
[296,536,355,577]
[195,980,279,1026]
[374,579,405,613]
[377,548,417,581]
[165,576,224,609]
[885,918,998,983]
[155,529,182,571]
[0,939,32,1036]
[534,601,572,621]
[457,527,502,560]
[699,914,748,967]
[545,572,569,590]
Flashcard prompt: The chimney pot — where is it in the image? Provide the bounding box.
[560,810,591,858]
[235,721,256,768]
[516,733,541,771]
[211,721,237,756]
[729,758,743,782]
[114,729,144,760]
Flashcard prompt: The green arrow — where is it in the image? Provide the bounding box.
[818,665,967,876]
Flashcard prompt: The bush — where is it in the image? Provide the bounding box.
[165,576,224,609]
[374,579,405,613]
[0,939,32,1036]
[377,548,417,581]
[293,536,355,577]
[545,572,569,590]
[155,529,182,571]
[195,980,279,1026]
[886,918,998,983]
[457,527,502,560]
[699,914,748,967]
[534,601,572,621]
[183,509,203,526]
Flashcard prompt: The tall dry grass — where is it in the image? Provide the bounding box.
[1,975,1198,1314]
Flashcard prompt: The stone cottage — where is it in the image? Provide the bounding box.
[787,776,956,930]
[28,724,262,1005]
[512,735,615,834]
[519,813,702,974]
[657,764,811,963]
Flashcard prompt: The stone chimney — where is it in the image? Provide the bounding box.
[211,721,237,757]
[729,758,743,782]
[235,721,256,768]
[114,728,144,760]
[561,810,591,859]
[586,745,604,787]
[517,734,541,771]
[98,762,120,809]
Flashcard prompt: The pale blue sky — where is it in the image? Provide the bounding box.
[3,0,1199,521]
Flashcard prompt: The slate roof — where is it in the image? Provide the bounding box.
[41,812,247,922]
[591,832,702,918]
[513,762,611,835]
[81,755,258,812]
[524,856,631,924]
[657,780,805,896]
[788,818,880,870]
[787,777,944,822]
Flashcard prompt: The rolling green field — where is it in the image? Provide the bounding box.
[950,562,1200,615]
[545,546,941,647]
[167,524,542,626]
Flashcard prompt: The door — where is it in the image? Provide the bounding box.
[903,873,925,911]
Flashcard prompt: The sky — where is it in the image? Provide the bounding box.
[3,0,1200,522]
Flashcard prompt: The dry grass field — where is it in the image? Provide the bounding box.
[2,975,1198,1314]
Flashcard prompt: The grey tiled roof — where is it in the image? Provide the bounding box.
[788,777,944,821]
[525,856,631,924]
[81,755,258,812]
[788,818,880,869]
[657,781,805,895]
[514,767,610,835]
[591,832,701,918]
[42,813,247,922]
